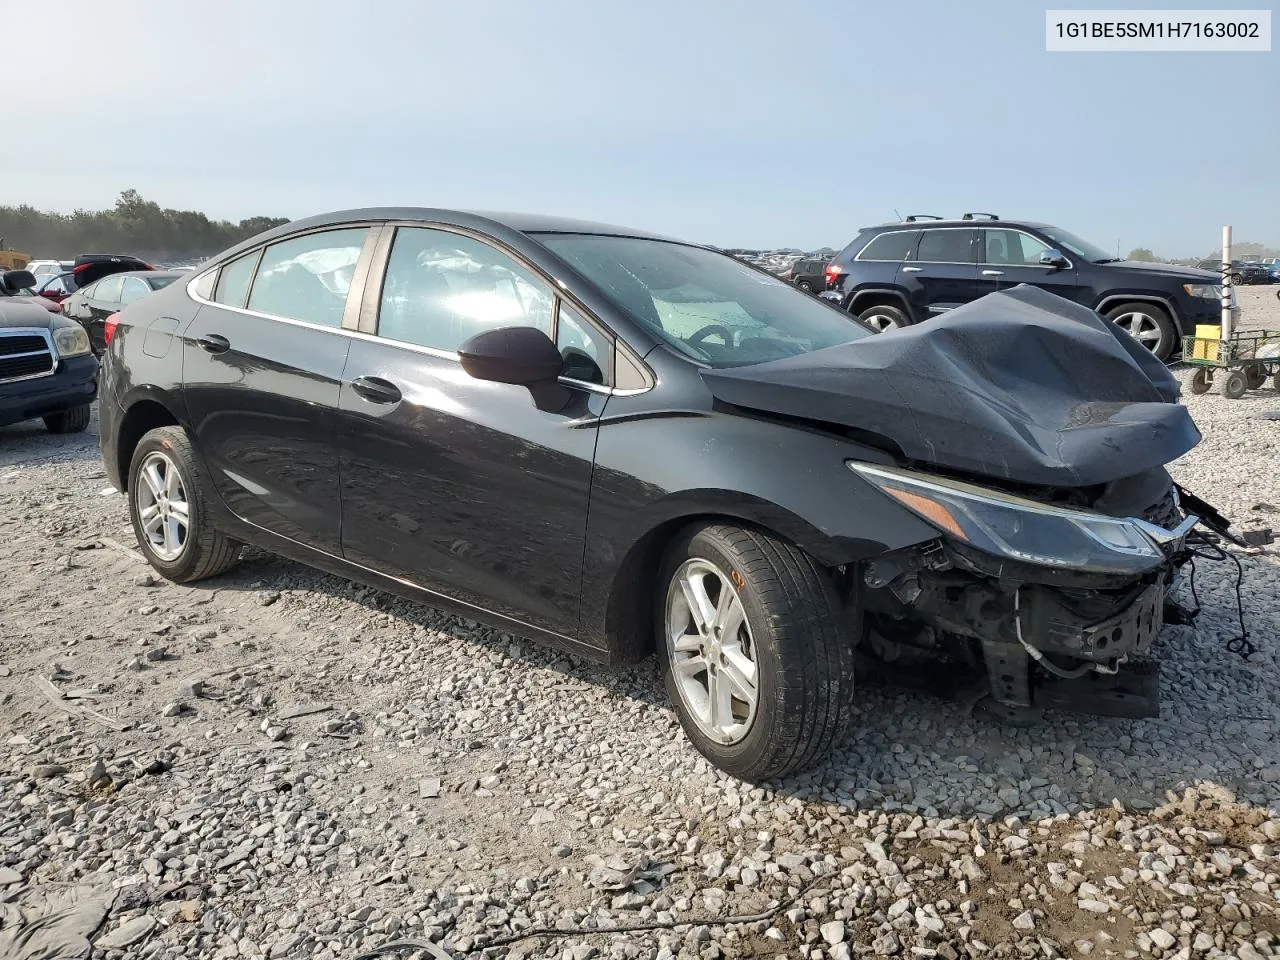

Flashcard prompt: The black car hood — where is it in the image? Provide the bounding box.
[701,285,1201,488]
[1106,259,1220,281]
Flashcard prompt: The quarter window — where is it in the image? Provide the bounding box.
[556,301,610,385]
[983,229,1052,266]
[915,229,978,264]
[246,227,369,328]
[858,230,921,262]
[213,252,258,308]
[94,276,124,302]
[377,226,554,353]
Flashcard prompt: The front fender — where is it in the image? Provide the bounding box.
[579,405,940,656]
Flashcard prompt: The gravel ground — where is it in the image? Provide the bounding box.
[1,287,1279,960]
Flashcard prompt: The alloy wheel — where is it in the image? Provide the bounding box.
[135,451,190,561]
[664,558,759,745]
[863,310,903,332]
[1110,311,1164,351]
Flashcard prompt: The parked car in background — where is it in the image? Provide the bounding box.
[1195,258,1270,285]
[783,257,830,294]
[62,270,185,355]
[72,254,154,288]
[34,272,77,305]
[99,207,1205,781]
[0,269,98,434]
[825,214,1230,359]
[26,259,75,278]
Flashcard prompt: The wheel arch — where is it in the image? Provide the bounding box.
[114,392,184,493]
[1094,293,1183,326]
[596,496,872,665]
[847,286,915,319]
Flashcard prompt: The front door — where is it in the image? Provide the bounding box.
[978,228,1081,303]
[181,225,373,554]
[337,225,612,637]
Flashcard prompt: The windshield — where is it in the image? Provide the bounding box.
[535,234,870,367]
[1036,226,1115,263]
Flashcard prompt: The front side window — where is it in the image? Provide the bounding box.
[858,230,920,262]
[213,252,257,308]
[536,233,872,368]
[119,276,151,305]
[983,229,1051,266]
[94,276,124,302]
[915,229,978,264]
[377,226,554,352]
[247,227,369,327]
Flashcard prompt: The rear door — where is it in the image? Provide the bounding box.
[900,227,981,318]
[978,228,1081,303]
[181,225,376,554]
[335,223,609,636]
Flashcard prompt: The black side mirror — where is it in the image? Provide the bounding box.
[458,326,571,412]
[1,269,37,291]
[1039,249,1069,269]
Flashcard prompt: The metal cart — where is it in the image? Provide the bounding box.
[1181,328,1280,399]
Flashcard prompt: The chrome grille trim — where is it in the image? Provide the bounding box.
[0,328,57,383]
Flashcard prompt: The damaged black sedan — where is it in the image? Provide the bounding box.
[99,209,1211,782]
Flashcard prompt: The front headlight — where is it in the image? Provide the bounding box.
[1183,283,1222,300]
[51,324,91,358]
[849,462,1170,574]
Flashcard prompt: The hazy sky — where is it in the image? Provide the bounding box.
[6,0,1276,255]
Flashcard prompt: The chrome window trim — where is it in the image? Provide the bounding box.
[853,225,1077,269]
[0,327,57,383]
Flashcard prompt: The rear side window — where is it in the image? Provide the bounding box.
[857,230,920,262]
[247,227,369,328]
[214,253,257,308]
[916,229,978,264]
[94,276,124,302]
[119,276,151,305]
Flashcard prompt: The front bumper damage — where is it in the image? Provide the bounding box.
[855,491,1204,721]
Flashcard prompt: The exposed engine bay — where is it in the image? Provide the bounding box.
[836,466,1249,722]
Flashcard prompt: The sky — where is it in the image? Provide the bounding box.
[5,0,1276,256]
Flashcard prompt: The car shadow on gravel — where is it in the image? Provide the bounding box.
[177,540,1280,824]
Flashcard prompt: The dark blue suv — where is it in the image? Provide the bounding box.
[823,213,1231,360]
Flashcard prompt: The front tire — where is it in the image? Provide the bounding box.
[128,426,241,583]
[1103,302,1176,360]
[796,280,813,294]
[657,523,855,782]
[43,404,91,434]
[1189,368,1213,394]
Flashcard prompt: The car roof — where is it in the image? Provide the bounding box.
[863,218,1054,231]
[278,207,678,242]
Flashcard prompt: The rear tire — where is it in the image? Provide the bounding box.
[128,426,242,583]
[796,280,813,294]
[1103,302,1176,360]
[856,303,911,332]
[656,523,856,782]
[43,404,91,434]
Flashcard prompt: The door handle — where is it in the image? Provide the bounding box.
[351,375,402,405]
[901,266,924,273]
[196,333,230,354]
[981,269,1004,277]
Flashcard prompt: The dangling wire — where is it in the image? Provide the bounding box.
[1184,532,1255,660]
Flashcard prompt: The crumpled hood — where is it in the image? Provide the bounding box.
[701,285,1201,488]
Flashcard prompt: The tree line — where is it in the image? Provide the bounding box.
[0,190,290,264]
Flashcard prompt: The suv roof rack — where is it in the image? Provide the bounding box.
[903,214,943,222]
[961,212,999,220]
